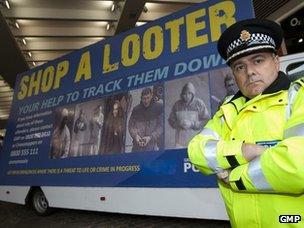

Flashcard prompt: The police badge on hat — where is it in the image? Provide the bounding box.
[217,18,283,65]
[240,30,251,41]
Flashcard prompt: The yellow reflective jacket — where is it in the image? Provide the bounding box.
[188,74,304,228]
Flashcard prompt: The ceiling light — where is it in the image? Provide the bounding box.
[111,2,115,12]
[143,6,148,13]
[15,22,19,29]
[28,52,32,57]
[0,114,9,119]
[144,3,155,10]
[110,1,120,13]
[106,23,111,31]
[32,62,36,66]
[5,0,10,9]
[22,38,26,45]
[136,22,147,27]
[106,22,115,31]
[299,38,303,43]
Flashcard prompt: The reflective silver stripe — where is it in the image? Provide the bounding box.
[247,157,273,191]
[220,116,225,126]
[200,128,220,140]
[284,123,304,138]
[204,139,222,173]
[224,95,234,104]
[286,83,301,119]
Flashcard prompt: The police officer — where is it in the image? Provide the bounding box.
[188,18,304,228]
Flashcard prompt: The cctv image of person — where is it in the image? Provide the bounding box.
[50,108,71,159]
[103,101,125,154]
[89,105,104,155]
[128,87,163,152]
[71,108,87,157]
[168,82,210,148]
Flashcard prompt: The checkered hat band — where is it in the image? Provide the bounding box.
[226,45,275,63]
[226,33,275,55]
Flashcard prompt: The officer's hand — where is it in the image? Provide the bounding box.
[217,170,230,185]
[242,143,266,161]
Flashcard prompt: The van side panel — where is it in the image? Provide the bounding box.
[0,186,30,204]
[42,186,228,220]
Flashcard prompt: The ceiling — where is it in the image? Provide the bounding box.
[1,0,201,68]
[0,0,303,135]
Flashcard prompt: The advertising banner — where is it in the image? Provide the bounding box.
[0,0,254,187]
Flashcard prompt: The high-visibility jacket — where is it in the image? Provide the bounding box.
[188,73,304,228]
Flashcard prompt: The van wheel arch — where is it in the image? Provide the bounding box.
[26,187,54,216]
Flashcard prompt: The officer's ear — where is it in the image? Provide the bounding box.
[272,53,280,71]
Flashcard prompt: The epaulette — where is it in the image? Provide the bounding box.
[222,95,234,105]
[286,77,304,119]
[293,77,304,89]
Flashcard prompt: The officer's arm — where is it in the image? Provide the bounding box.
[241,143,266,161]
[188,108,249,175]
[228,82,304,194]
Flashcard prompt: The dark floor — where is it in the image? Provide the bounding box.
[0,201,231,228]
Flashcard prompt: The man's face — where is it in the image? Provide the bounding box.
[141,92,153,107]
[231,52,280,99]
[113,103,119,117]
[182,91,193,104]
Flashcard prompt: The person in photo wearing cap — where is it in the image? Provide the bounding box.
[168,82,210,148]
[188,18,304,227]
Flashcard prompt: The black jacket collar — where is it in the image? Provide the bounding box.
[230,71,291,102]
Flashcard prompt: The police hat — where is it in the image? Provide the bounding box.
[217,18,283,65]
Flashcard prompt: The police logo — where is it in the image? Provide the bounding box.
[240,30,251,42]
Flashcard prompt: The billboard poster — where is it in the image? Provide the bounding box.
[0,0,254,187]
